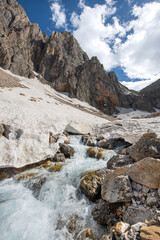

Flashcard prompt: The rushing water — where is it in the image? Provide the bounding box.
[0,136,116,240]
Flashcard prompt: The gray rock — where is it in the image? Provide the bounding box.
[127,135,160,161]
[146,197,157,206]
[101,175,133,203]
[123,206,157,225]
[52,152,65,162]
[91,199,122,225]
[59,143,74,158]
[98,138,132,150]
[107,154,135,170]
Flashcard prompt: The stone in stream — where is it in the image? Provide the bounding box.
[80,169,107,201]
[59,143,75,158]
[81,134,97,146]
[0,158,63,181]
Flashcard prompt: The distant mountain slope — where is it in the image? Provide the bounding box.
[140,79,160,109]
[0,0,154,114]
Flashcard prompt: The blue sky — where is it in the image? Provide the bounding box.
[17,0,160,90]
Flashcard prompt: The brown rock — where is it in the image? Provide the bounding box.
[102,157,160,190]
[140,225,160,240]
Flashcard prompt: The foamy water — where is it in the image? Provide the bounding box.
[0,136,116,240]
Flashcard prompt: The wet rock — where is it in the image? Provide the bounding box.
[0,158,52,181]
[80,169,107,201]
[107,154,135,170]
[87,147,105,159]
[16,172,47,198]
[59,143,74,158]
[91,199,122,225]
[52,152,65,162]
[140,225,160,240]
[98,137,131,150]
[48,163,63,172]
[81,135,97,146]
[101,175,133,203]
[127,134,160,161]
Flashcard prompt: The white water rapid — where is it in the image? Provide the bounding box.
[0,136,116,240]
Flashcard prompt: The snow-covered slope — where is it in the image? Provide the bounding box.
[0,68,111,167]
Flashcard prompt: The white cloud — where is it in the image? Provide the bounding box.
[71,2,117,69]
[121,79,157,91]
[119,2,160,81]
[50,1,66,28]
[70,1,160,84]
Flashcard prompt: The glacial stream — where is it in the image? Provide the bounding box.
[0,136,116,240]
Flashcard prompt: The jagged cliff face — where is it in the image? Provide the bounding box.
[0,0,47,77]
[0,0,155,114]
[140,79,160,109]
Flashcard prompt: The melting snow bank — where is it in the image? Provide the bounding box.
[0,136,116,240]
[0,68,110,167]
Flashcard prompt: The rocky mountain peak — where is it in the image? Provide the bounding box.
[0,0,156,114]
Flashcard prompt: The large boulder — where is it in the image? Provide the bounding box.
[80,169,107,201]
[59,143,74,158]
[102,157,160,190]
[98,137,131,150]
[107,154,135,170]
[127,134,160,161]
[101,175,133,203]
[126,157,160,189]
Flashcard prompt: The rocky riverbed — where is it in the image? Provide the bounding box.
[1,132,160,240]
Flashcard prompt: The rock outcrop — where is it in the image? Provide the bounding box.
[140,79,160,110]
[0,0,155,115]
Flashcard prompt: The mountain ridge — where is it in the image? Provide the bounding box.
[0,0,156,114]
